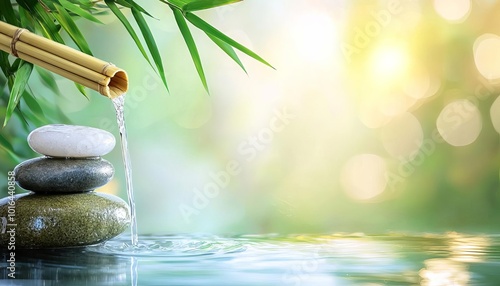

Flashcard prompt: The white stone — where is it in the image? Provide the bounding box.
[28,124,116,158]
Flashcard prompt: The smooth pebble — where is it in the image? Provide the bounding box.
[14,157,114,193]
[28,124,115,158]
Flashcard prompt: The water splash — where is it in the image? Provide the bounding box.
[112,95,138,246]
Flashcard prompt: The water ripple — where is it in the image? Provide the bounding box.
[86,234,248,257]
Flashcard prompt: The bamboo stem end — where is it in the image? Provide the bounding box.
[104,70,128,99]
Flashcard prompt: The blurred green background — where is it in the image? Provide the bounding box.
[1,0,500,235]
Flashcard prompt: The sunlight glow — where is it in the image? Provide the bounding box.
[433,0,471,23]
[370,44,409,83]
[340,154,387,201]
[292,12,338,64]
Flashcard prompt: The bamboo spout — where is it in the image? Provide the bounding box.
[0,20,128,99]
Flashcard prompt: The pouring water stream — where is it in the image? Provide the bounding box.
[112,95,138,246]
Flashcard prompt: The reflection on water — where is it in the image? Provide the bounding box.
[419,258,470,286]
[1,232,500,285]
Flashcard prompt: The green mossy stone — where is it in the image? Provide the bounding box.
[0,192,130,248]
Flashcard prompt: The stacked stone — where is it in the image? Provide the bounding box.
[0,124,130,248]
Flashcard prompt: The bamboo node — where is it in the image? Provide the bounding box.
[98,84,105,95]
[101,62,115,75]
[11,28,27,57]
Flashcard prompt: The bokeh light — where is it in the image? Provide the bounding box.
[433,0,471,22]
[403,70,440,100]
[490,95,500,134]
[380,112,423,159]
[340,154,388,201]
[473,34,500,81]
[359,100,393,129]
[436,100,482,147]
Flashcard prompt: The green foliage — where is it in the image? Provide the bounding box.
[3,60,33,127]
[131,6,169,91]
[164,0,242,12]
[0,0,271,166]
[184,12,274,69]
[172,8,207,92]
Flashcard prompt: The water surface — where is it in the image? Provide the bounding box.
[1,233,500,285]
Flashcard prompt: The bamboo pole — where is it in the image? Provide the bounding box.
[0,20,128,99]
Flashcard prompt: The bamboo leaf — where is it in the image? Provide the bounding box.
[206,32,246,73]
[131,8,169,91]
[35,67,62,96]
[9,94,46,128]
[162,0,188,10]
[172,8,207,92]
[75,82,89,99]
[54,106,72,123]
[185,12,274,69]
[15,0,38,12]
[74,0,97,8]
[118,0,155,18]
[74,0,95,7]
[16,100,44,127]
[22,90,46,119]
[53,3,93,55]
[104,0,154,69]
[11,58,22,72]
[15,105,31,130]
[31,4,65,43]
[0,134,22,163]
[18,7,35,31]
[114,0,132,8]
[0,133,15,153]
[0,0,19,25]
[0,73,6,91]
[162,0,240,12]
[4,61,33,127]
[59,0,104,24]
[184,0,242,12]
[0,52,10,78]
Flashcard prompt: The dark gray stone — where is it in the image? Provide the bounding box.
[0,192,130,248]
[14,157,114,193]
